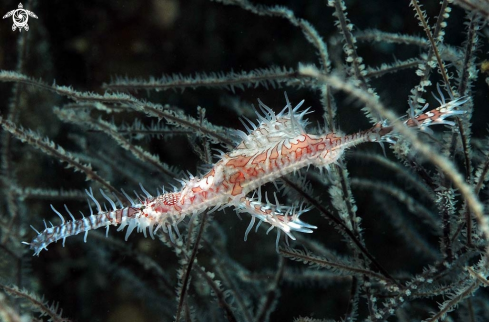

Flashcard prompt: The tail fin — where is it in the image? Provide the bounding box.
[24,206,142,256]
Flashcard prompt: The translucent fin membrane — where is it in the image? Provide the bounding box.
[238,192,315,243]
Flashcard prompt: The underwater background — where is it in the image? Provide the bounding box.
[0,0,488,321]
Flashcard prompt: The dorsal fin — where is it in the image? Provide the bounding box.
[232,94,311,155]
